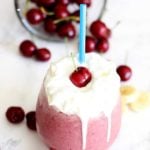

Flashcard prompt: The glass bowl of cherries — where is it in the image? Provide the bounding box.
[14,0,107,42]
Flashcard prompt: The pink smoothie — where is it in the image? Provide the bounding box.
[36,87,121,150]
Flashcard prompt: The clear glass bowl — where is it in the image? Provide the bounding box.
[14,0,107,42]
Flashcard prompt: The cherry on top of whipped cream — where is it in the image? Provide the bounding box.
[70,66,92,88]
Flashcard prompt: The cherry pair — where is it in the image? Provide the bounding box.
[19,40,51,61]
[86,20,111,54]
[6,106,36,131]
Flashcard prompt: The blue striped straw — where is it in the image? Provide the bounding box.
[79,4,87,64]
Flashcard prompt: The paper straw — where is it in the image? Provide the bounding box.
[79,4,87,64]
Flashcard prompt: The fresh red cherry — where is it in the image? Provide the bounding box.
[70,67,92,88]
[54,4,69,19]
[38,0,55,7]
[116,65,132,81]
[35,48,51,61]
[86,36,96,53]
[26,8,44,25]
[26,111,36,131]
[57,0,70,5]
[57,22,76,39]
[75,0,91,7]
[44,19,57,33]
[90,20,110,39]
[19,40,37,57]
[96,38,109,53]
[6,106,25,124]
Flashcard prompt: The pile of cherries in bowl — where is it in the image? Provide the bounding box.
[22,0,111,53]
[25,0,84,40]
[21,0,91,40]
[15,0,110,47]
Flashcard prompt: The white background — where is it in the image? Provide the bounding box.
[1,0,150,149]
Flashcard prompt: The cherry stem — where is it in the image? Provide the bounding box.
[40,7,54,16]
[111,21,121,30]
[39,6,79,24]
[54,16,79,24]
[124,49,129,65]
[70,53,77,70]
[98,0,107,20]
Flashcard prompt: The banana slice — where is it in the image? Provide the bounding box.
[128,92,150,112]
[120,85,135,112]
[120,85,136,95]
[120,85,139,104]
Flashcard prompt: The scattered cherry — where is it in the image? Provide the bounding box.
[90,20,111,39]
[96,38,109,53]
[26,8,44,25]
[35,48,51,61]
[6,106,25,124]
[57,22,76,39]
[116,65,132,81]
[85,36,96,53]
[26,111,37,131]
[70,67,92,88]
[19,40,37,57]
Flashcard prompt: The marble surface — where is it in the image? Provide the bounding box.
[1,0,150,149]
